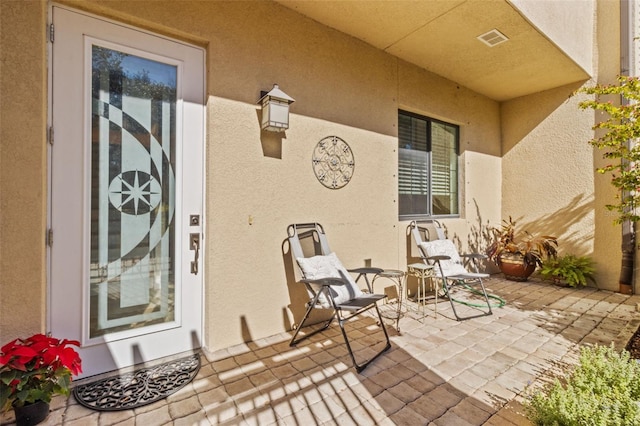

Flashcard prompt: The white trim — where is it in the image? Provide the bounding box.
[48,4,206,377]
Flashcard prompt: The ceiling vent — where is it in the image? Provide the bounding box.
[477,29,509,47]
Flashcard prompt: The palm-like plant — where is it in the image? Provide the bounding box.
[486,217,558,269]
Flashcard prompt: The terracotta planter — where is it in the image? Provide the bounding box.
[499,254,535,282]
[13,400,49,426]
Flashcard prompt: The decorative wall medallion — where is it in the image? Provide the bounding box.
[312,136,355,189]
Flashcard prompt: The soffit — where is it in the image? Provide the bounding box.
[275,0,590,101]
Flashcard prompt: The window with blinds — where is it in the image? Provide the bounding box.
[398,110,459,219]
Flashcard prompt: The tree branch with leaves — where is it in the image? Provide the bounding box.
[579,76,640,224]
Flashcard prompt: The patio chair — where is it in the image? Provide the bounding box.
[286,223,391,372]
[409,220,493,321]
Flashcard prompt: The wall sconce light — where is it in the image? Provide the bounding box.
[258,84,295,132]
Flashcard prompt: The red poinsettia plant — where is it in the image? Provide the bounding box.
[0,334,82,412]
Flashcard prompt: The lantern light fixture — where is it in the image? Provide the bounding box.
[258,84,295,132]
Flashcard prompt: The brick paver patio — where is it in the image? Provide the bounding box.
[3,277,640,425]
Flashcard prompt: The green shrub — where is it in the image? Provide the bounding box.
[526,344,640,425]
[538,254,596,287]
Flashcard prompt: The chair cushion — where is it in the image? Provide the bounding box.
[419,239,468,277]
[296,252,363,308]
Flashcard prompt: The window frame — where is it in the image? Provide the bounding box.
[397,109,460,221]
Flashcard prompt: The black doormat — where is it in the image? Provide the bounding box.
[73,353,200,411]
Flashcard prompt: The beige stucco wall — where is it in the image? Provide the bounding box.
[592,0,625,291]
[3,0,620,360]
[501,0,620,291]
[0,0,503,353]
[0,0,48,342]
[397,62,502,270]
[191,2,504,350]
[509,0,595,76]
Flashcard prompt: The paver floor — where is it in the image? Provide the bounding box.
[3,277,640,425]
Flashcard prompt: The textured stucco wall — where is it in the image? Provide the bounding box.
[397,62,502,268]
[1,0,619,358]
[28,0,503,353]
[509,0,595,76]
[501,84,597,253]
[501,0,620,291]
[1,0,623,359]
[0,0,48,343]
[195,1,502,350]
[591,0,626,290]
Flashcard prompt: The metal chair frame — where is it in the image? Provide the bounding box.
[409,220,493,321]
[287,223,391,372]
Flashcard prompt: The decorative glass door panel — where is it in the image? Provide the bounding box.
[90,45,177,338]
[50,6,204,378]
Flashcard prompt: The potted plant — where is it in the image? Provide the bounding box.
[0,334,82,426]
[486,217,558,281]
[539,254,596,287]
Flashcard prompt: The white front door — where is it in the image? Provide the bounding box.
[49,6,205,378]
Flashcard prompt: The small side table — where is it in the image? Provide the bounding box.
[372,269,405,332]
[407,263,436,320]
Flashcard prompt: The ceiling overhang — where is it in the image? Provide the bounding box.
[276,0,590,102]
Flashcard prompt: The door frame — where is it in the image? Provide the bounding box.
[46,4,207,377]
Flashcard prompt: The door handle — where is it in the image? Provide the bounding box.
[190,233,200,274]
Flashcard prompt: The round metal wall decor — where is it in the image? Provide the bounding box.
[312,136,355,189]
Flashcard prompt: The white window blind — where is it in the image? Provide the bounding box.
[398,111,458,218]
